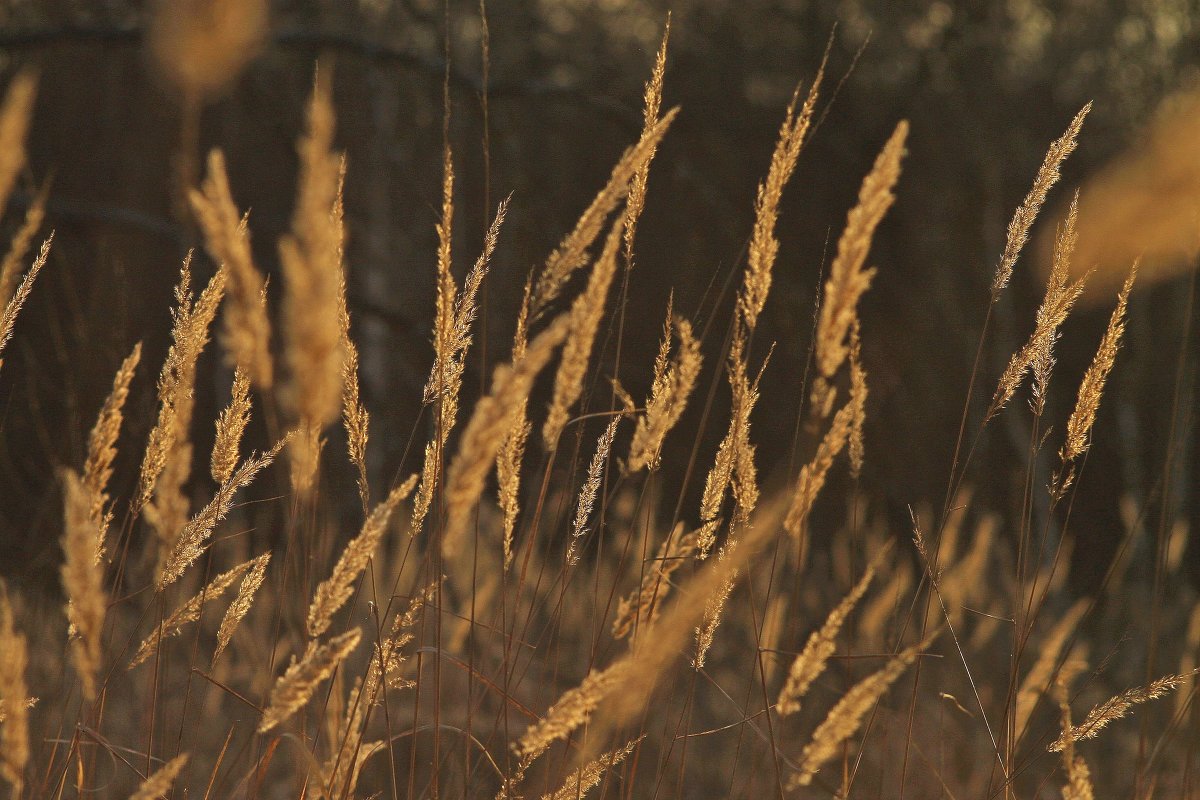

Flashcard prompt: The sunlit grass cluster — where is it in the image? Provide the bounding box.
[0,12,1198,800]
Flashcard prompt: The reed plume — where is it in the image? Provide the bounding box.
[83,342,141,562]
[785,399,855,538]
[280,68,344,430]
[693,540,737,669]
[568,415,621,565]
[847,322,867,479]
[531,109,679,317]
[543,218,623,448]
[541,735,643,800]
[61,469,106,701]
[129,753,189,800]
[259,628,362,733]
[307,475,418,638]
[138,255,226,514]
[514,660,631,761]
[0,233,51,363]
[991,103,1091,301]
[157,437,286,589]
[211,366,251,484]
[777,545,888,716]
[738,63,824,332]
[990,193,1088,422]
[810,121,908,418]
[213,551,271,665]
[1049,671,1194,752]
[335,171,370,510]
[612,523,697,640]
[698,328,766,557]
[1055,262,1137,496]
[626,305,702,472]
[441,315,569,559]
[190,149,273,387]
[789,632,940,787]
[130,555,260,667]
[0,181,47,308]
[622,17,669,269]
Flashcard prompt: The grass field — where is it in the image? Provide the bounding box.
[0,7,1198,798]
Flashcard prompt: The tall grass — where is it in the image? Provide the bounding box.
[0,14,1198,800]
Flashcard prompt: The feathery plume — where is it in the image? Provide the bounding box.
[810,122,907,417]
[412,196,508,537]
[259,628,362,733]
[137,255,226,512]
[626,309,702,472]
[335,175,370,510]
[498,400,530,571]
[0,584,29,795]
[777,545,889,716]
[531,108,678,316]
[0,181,47,308]
[190,149,273,387]
[989,214,1090,424]
[698,329,767,557]
[514,660,631,761]
[129,753,189,800]
[0,70,36,223]
[61,470,106,700]
[1055,263,1137,496]
[211,366,251,484]
[693,540,738,669]
[307,475,418,638]
[543,217,623,448]
[789,632,940,787]
[157,437,286,589]
[991,103,1091,301]
[568,415,621,565]
[1049,671,1194,752]
[130,555,259,667]
[739,64,824,331]
[847,322,867,479]
[785,400,855,538]
[362,581,436,703]
[612,523,697,639]
[622,15,670,269]
[540,735,643,800]
[83,342,141,562]
[0,233,51,362]
[213,551,271,665]
[441,316,569,559]
[280,68,344,429]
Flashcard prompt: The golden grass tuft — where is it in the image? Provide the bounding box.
[626,304,702,472]
[259,628,363,733]
[810,121,907,418]
[777,544,888,716]
[307,475,418,638]
[190,149,274,388]
[280,68,345,431]
[129,753,189,800]
[789,631,940,788]
[991,103,1091,301]
[1049,671,1195,752]
[738,62,824,332]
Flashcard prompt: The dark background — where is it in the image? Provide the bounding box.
[0,0,1196,596]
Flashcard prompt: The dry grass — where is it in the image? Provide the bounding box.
[1,18,1199,800]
